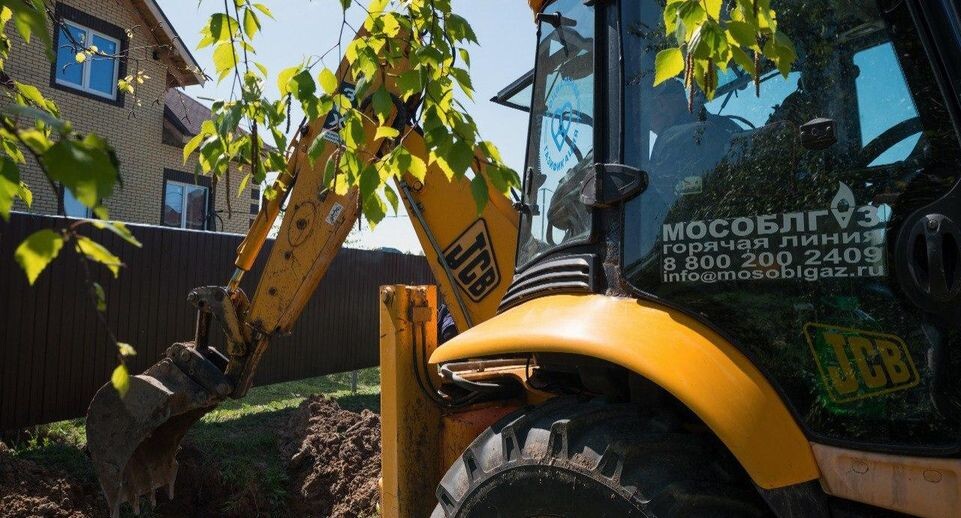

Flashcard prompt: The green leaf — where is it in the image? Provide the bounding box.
[338,0,351,10]
[396,70,423,101]
[183,133,207,164]
[118,342,136,357]
[664,2,680,35]
[318,68,338,95]
[359,164,379,201]
[446,14,478,43]
[76,236,122,278]
[451,67,474,99]
[323,154,338,187]
[90,220,142,248]
[44,134,118,209]
[277,66,299,96]
[18,128,52,154]
[447,139,474,178]
[372,88,392,125]
[727,21,757,48]
[345,38,363,64]
[362,191,386,227]
[730,46,756,77]
[653,48,684,86]
[407,151,427,182]
[343,116,364,150]
[0,157,20,221]
[678,1,706,33]
[383,183,399,215]
[704,0,722,20]
[375,126,399,141]
[1,104,66,131]
[14,82,48,108]
[17,182,31,208]
[253,3,274,18]
[111,364,129,397]
[470,175,488,214]
[288,69,316,101]
[773,31,797,76]
[354,47,379,80]
[243,8,260,38]
[307,134,328,167]
[478,141,503,163]
[14,229,64,285]
[380,13,401,38]
[5,0,51,58]
[212,43,237,82]
[207,13,234,42]
[91,282,106,312]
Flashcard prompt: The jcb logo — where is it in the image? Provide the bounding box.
[443,219,500,302]
[804,323,919,403]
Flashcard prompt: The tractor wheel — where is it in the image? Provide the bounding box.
[431,397,770,518]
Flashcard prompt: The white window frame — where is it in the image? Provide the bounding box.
[164,180,209,230]
[54,20,120,100]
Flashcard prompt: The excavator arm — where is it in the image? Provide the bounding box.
[85,29,518,516]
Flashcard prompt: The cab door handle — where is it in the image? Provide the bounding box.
[904,214,961,302]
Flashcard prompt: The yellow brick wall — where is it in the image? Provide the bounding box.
[6,0,253,234]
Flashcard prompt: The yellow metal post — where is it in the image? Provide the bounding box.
[379,285,443,518]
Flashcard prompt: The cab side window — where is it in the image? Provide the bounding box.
[853,42,921,167]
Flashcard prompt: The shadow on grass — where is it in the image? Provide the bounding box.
[336,392,380,413]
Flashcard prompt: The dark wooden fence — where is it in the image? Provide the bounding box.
[0,212,434,431]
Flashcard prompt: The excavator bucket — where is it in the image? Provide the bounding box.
[85,342,231,517]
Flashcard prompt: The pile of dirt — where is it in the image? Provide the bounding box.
[0,443,104,518]
[0,442,232,518]
[0,396,383,517]
[280,395,382,518]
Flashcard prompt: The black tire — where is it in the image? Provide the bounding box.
[432,397,771,518]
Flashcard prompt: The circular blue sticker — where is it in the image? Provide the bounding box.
[541,78,581,173]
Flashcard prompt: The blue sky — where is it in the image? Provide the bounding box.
[157,0,536,251]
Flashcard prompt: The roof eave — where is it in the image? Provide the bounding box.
[130,0,205,87]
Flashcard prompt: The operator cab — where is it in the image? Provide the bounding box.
[508,0,961,458]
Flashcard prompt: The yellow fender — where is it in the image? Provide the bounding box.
[430,294,821,490]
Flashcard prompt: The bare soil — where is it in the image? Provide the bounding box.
[0,442,102,518]
[0,397,382,517]
[281,395,382,518]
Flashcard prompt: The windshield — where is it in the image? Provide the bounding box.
[516,0,595,268]
[621,0,961,451]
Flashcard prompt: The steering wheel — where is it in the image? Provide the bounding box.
[543,154,594,246]
[858,117,923,167]
[725,114,756,130]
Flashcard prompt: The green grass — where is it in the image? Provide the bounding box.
[4,369,381,514]
[6,419,94,481]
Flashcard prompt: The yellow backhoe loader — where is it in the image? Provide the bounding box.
[87,0,961,516]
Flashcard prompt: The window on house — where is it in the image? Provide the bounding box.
[163,181,209,230]
[63,188,92,218]
[54,21,119,100]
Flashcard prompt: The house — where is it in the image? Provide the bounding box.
[6,0,259,234]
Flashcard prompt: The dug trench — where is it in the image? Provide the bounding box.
[0,395,382,518]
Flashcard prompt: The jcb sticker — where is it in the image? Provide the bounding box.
[803,323,919,403]
[443,219,500,302]
[325,203,344,225]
